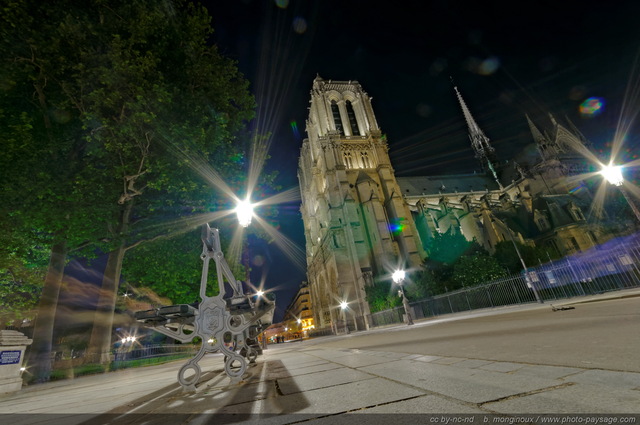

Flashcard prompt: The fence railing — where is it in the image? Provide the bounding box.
[112,344,196,363]
[369,233,640,328]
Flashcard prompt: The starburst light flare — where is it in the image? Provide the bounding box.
[235,198,254,227]
[600,164,624,186]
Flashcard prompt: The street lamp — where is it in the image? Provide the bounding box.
[339,301,350,334]
[494,219,542,303]
[600,163,640,223]
[235,198,254,228]
[392,270,414,325]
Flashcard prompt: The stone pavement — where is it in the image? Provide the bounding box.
[0,291,639,424]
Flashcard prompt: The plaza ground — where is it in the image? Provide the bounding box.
[1,289,638,424]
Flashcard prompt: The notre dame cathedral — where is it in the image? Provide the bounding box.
[297,76,615,332]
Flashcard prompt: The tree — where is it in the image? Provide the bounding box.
[65,1,256,364]
[1,1,119,380]
[416,229,484,294]
[1,0,258,374]
[425,229,471,264]
[365,280,401,313]
[492,241,557,274]
[451,252,507,287]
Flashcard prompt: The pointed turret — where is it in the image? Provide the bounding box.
[453,84,502,189]
[527,114,558,161]
[526,114,545,144]
[564,115,593,148]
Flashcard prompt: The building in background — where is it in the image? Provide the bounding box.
[298,77,422,332]
[298,76,626,334]
[282,282,314,339]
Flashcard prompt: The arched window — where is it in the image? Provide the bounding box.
[344,151,353,168]
[330,100,343,135]
[346,100,360,135]
[360,151,370,168]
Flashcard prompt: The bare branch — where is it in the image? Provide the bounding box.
[124,232,172,253]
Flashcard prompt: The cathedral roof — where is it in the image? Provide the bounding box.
[397,174,500,197]
[533,195,589,228]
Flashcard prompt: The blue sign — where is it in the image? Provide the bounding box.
[0,350,21,365]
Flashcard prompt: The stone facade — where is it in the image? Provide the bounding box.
[298,77,612,332]
[298,77,422,331]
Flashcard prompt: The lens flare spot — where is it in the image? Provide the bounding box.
[579,97,604,117]
[388,218,406,236]
[478,56,500,75]
[252,254,265,267]
[292,17,307,34]
[274,0,289,8]
[290,120,300,139]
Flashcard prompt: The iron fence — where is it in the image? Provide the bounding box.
[369,233,640,328]
[112,344,196,363]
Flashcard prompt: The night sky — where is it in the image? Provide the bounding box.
[203,0,640,321]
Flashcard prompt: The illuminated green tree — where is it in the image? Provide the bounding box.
[1,0,257,377]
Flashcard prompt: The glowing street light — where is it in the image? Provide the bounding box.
[339,300,350,334]
[392,269,414,325]
[391,270,406,284]
[600,164,624,186]
[600,163,640,223]
[235,198,254,227]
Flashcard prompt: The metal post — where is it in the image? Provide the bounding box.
[399,286,414,325]
[503,222,543,303]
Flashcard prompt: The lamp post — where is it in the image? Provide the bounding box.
[339,301,350,334]
[235,197,255,288]
[600,164,640,223]
[498,221,543,304]
[392,270,414,325]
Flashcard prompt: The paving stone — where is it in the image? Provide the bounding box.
[353,394,485,414]
[326,353,394,368]
[432,357,467,365]
[361,359,561,404]
[413,355,442,363]
[277,367,375,394]
[479,362,525,373]
[453,359,495,369]
[373,351,408,359]
[401,354,425,360]
[216,377,425,415]
[565,369,640,390]
[513,364,584,380]
[484,383,640,414]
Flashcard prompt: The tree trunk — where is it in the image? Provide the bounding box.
[85,202,132,364]
[27,241,68,382]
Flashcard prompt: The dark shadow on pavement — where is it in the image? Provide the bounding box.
[80,359,311,424]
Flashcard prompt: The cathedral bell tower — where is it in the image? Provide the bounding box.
[298,76,421,332]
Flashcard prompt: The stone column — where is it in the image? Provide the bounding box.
[0,330,33,394]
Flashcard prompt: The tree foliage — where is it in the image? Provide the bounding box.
[492,241,558,274]
[425,229,471,265]
[451,252,506,287]
[365,280,401,313]
[1,0,261,372]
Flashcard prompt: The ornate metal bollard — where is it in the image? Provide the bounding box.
[134,224,275,391]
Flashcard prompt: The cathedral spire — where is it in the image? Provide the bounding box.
[527,114,558,161]
[564,115,592,148]
[453,84,502,189]
[526,114,545,144]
